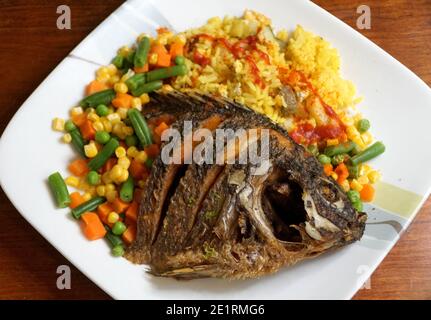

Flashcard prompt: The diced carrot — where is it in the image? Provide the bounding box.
[79,119,96,140]
[133,188,144,203]
[169,41,184,58]
[156,52,171,67]
[112,198,130,213]
[156,27,170,35]
[71,113,87,126]
[112,92,134,109]
[69,192,85,209]
[101,157,117,174]
[287,70,301,85]
[122,225,137,245]
[68,158,89,177]
[153,121,170,138]
[134,63,149,73]
[151,43,168,55]
[323,164,333,176]
[360,184,375,202]
[125,201,138,225]
[85,80,108,96]
[81,212,106,241]
[144,144,160,158]
[335,163,349,184]
[97,202,113,224]
[129,159,147,180]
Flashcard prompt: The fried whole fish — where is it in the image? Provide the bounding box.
[125,91,366,279]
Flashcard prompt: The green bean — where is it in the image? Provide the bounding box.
[48,172,71,208]
[347,190,360,204]
[104,226,124,247]
[125,73,146,92]
[324,141,356,157]
[127,108,152,147]
[120,175,134,203]
[80,89,116,108]
[64,120,77,132]
[87,138,120,171]
[131,80,163,97]
[350,141,385,166]
[357,119,370,133]
[134,37,151,68]
[112,55,124,69]
[174,55,186,65]
[145,65,187,82]
[71,196,106,219]
[331,154,347,166]
[318,154,331,165]
[352,200,363,212]
[347,165,360,179]
[69,128,86,157]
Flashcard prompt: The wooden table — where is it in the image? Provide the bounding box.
[0,0,430,300]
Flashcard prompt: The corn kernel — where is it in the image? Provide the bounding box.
[116,169,129,183]
[114,82,128,94]
[131,97,142,109]
[361,131,373,146]
[65,176,80,188]
[112,122,124,136]
[110,165,123,180]
[138,180,146,188]
[107,113,121,124]
[118,45,132,57]
[105,183,116,192]
[82,192,92,202]
[96,185,106,196]
[52,118,65,131]
[135,151,148,163]
[118,156,131,169]
[87,112,100,122]
[106,190,118,203]
[101,117,112,132]
[62,133,72,143]
[350,179,363,192]
[84,143,98,158]
[357,175,369,185]
[70,106,84,116]
[149,53,158,65]
[108,212,120,224]
[346,125,360,138]
[108,74,120,86]
[116,107,128,119]
[326,138,339,147]
[96,74,110,83]
[92,121,104,132]
[96,66,109,77]
[140,93,150,105]
[86,107,96,114]
[359,164,372,176]
[330,172,338,181]
[127,146,139,158]
[115,146,127,158]
[107,64,118,76]
[162,84,173,93]
[102,172,113,184]
[122,126,134,136]
[368,170,381,184]
[120,69,135,83]
[340,179,350,192]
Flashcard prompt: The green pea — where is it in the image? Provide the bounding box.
[125,135,138,147]
[331,154,346,166]
[357,119,370,133]
[352,200,363,212]
[112,245,125,257]
[112,221,127,235]
[318,154,331,165]
[95,131,111,144]
[96,104,109,117]
[307,144,319,156]
[86,171,100,185]
[347,190,360,204]
[174,55,186,65]
[64,120,76,132]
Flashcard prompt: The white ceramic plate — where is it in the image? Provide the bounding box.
[1,0,431,300]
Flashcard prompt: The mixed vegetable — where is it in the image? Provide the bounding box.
[49,30,186,256]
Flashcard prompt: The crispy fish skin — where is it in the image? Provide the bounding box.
[125,91,366,278]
